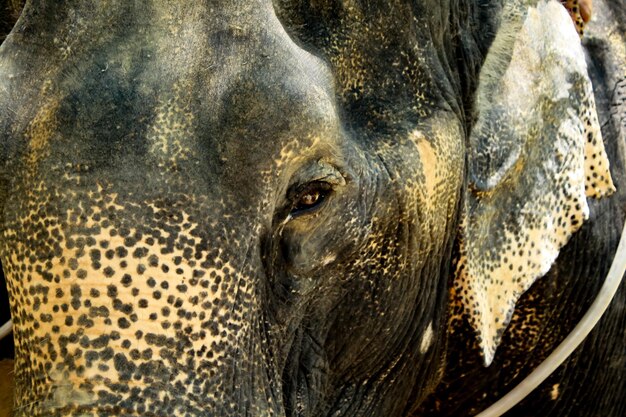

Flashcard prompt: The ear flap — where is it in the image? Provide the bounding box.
[454,0,615,366]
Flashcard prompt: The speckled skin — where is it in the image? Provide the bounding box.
[0,1,623,417]
[560,0,591,36]
[0,1,462,416]
[418,1,626,416]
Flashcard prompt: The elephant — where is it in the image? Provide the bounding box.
[0,0,624,416]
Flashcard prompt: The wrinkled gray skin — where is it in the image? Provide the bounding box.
[420,2,626,416]
[0,0,623,417]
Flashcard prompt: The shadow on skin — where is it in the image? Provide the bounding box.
[0,360,13,417]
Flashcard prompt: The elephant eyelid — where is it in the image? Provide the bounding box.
[281,159,348,221]
[288,181,334,217]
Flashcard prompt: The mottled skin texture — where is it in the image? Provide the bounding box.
[0,1,461,416]
[560,0,592,36]
[0,1,624,417]
[419,1,626,415]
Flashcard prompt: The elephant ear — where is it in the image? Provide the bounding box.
[455,0,615,366]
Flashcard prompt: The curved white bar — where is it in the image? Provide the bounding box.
[476,221,626,417]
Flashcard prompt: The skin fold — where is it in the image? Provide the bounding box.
[0,0,623,416]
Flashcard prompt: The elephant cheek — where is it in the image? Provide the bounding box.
[412,131,440,212]
[408,117,464,231]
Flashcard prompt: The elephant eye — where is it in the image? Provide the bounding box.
[290,181,332,216]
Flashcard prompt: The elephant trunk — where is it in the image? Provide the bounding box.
[9,323,282,416]
[7,279,284,416]
[1,184,284,416]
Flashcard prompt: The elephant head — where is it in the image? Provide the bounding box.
[0,0,615,416]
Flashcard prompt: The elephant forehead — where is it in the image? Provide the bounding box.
[1,0,339,197]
